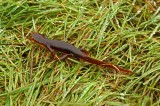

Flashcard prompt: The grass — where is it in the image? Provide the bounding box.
[0,0,160,105]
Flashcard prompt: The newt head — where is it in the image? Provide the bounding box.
[30,33,47,45]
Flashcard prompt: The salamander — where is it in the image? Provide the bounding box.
[30,33,132,74]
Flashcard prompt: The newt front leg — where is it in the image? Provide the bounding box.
[47,44,73,60]
[46,45,56,59]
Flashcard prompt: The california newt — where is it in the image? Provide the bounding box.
[30,33,132,74]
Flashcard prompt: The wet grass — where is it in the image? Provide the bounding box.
[0,0,160,105]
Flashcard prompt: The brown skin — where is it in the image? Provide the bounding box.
[30,33,132,74]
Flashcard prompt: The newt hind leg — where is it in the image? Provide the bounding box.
[79,48,90,56]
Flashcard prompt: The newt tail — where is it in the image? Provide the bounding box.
[82,56,132,74]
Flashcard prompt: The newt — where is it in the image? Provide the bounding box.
[30,33,132,74]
